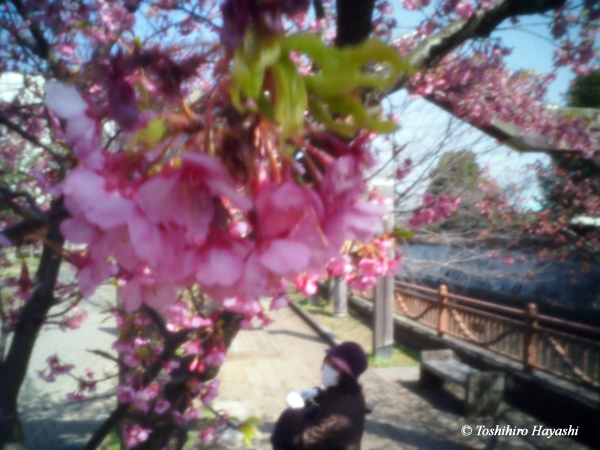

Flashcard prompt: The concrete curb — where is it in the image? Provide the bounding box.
[288,301,341,348]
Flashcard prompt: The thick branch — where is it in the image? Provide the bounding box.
[0,200,68,246]
[0,112,63,164]
[0,289,7,364]
[335,0,375,47]
[7,0,63,78]
[0,185,44,222]
[313,0,325,19]
[136,310,244,450]
[400,0,567,87]
[0,198,65,446]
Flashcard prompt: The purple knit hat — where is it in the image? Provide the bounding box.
[325,342,368,380]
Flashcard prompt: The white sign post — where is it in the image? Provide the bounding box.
[332,276,348,318]
[371,180,395,362]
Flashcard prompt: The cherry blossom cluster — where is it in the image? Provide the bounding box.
[44,74,387,319]
[36,354,99,402]
[407,192,460,230]
[325,235,401,292]
[36,355,75,383]
[106,304,234,447]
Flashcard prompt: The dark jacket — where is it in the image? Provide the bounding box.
[271,383,366,450]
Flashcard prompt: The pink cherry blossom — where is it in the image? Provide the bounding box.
[201,380,220,406]
[454,1,474,19]
[270,294,290,311]
[122,424,151,449]
[44,82,104,170]
[0,234,12,247]
[183,407,202,422]
[294,273,319,296]
[326,255,353,277]
[201,427,216,445]
[155,400,171,414]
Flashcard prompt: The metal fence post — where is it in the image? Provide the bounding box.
[437,284,448,337]
[524,302,538,374]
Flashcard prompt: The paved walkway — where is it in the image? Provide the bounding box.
[16,288,592,450]
[216,304,592,450]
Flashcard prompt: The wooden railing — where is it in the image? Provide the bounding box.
[391,281,600,391]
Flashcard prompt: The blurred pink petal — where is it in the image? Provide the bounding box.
[0,234,12,247]
[195,245,244,286]
[119,278,143,313]
[128,212,164,268]
[45,81,88,118]
[77,257,113,298]
[63,168,135,230]
[270,295,289,311]
[60,216,99,244]
[259,239,310,275]
[183,153,252,211]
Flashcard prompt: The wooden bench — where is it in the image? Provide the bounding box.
[420,349,505,417]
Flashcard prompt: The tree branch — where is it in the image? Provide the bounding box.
[87,349,120,364]
[0,288,7,365]
[0,200,68,247]
[395,0,567,91]
[0,111,64,165]
[0,197,65,446]
[7,0,64,78]
[313,0,325,19]
[82,326,191,450]
[135,310,244,450]
[0,185,44,222]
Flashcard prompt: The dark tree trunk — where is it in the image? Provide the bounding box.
[335,0,375,47]
[0,199,65,448]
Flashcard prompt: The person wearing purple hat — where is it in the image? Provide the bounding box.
[271,341,368,450]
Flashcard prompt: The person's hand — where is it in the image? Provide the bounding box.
[299,388,319,401]
[286,391,305,409]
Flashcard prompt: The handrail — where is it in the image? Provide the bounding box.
[389,281,600,391]
[446,292,524,317]
[537,314,600,339]
[447,302,524,328]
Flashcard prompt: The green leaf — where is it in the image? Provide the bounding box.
[239,417,262,446]
[271,56,308,138]
[282,33,410,136]
[308,97,360,138]
[230,29,283,111]
[283,34,413,98]
[243,33,282,72]
[135,117,167,147]
[232,48,264,103]
[257,92,276,123]
[395,229,416,240]
[308,94,399,138]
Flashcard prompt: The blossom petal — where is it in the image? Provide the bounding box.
[60,217,99,244]
[120,278,143,313]
[0,233,12,247]
[128,212,164,268]
[258,239,310,274]
[196,246,244,287]
[45,81,88,118]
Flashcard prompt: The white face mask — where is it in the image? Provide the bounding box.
[321,363,340,388]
